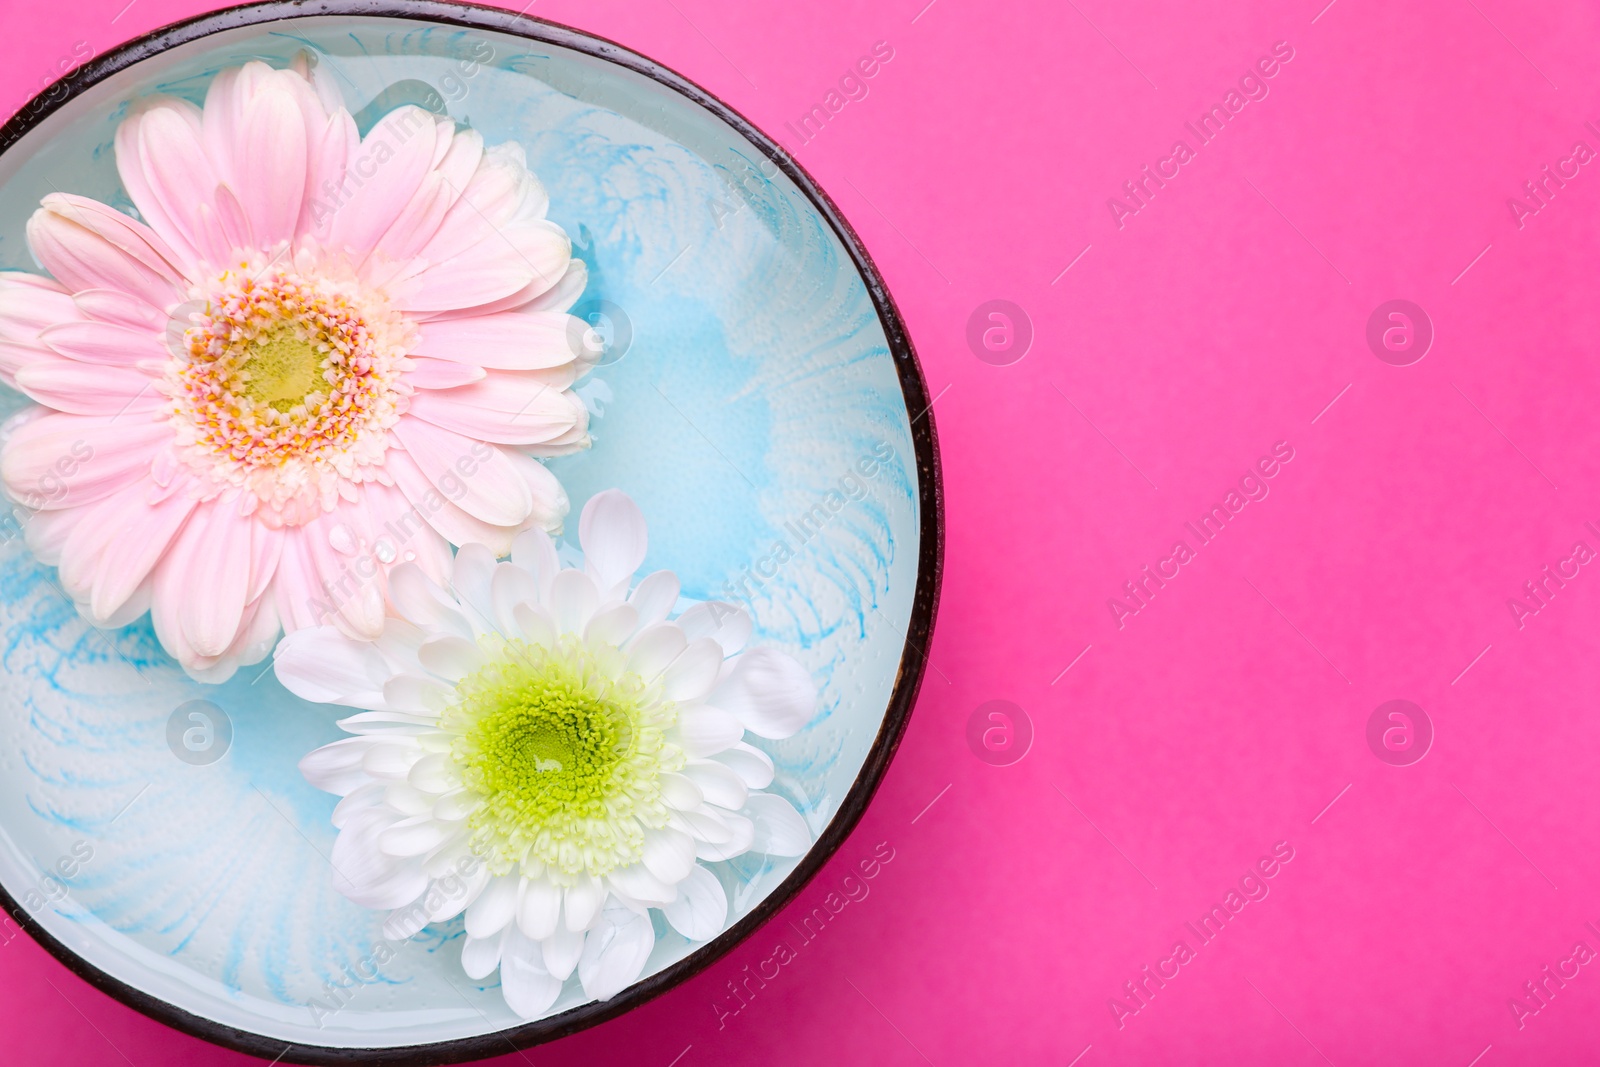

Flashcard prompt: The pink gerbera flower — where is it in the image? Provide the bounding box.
[0,57,598,681]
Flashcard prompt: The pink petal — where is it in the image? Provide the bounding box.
[405,372,587,446]
[14,362,159,416]
[0,343,54,388]
[390,419,532,527]
[405,357,485,390]
[271,532,323,634]
[324,107,440,258]
[362,478,455,585]
[386,447,523,556]
[154,499,252,659]
[214,593,281,678]
[503,448,569,533]
[56,494,128,600]
[370,127,485,263]
[26,202,184,308]
[233,82,309,248]
[246,517,285,605]
[21,503,93,566]
[295,506,387,640]
[88,482,198,621]
[397,221,570,314]
[38,321,167,366]
[297,109,360,241]
[36,193,185,285]
[0,272,79,342]
[521,259,589,315]
[72,289,165,331]
[0,413,167,510]
[410,145,533,265]
[119,99,229,268]
[414,310,588,370]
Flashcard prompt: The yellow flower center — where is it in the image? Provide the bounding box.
[238,325,325,413]
[442,635,682,880]
[165,263,411,523]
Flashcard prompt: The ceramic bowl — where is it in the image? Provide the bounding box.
[0,3,939,1061]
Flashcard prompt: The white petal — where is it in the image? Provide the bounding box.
[548,567,599,635]
[540,923,584,981]
[428,862,490,922]
[449,542,499,629]
[330,810,428,908]
[627,570,680,629]
[626,623,687,681]
[578,903,655,1001]
[640,827,696,885]
[683,759,749,811]
[388,562,472,637]
[578,489,647,595]
[408,753,458,794]
[332,782,387,828]
[511,601,557,648]
[378,816,453,857]
[332,709,436,735]
[362,741,422,780]
[517,877,562,940]
[383,673,453,715]
[490,560,538,635]
[606,863,674,907]
[670,704,744,758]
[274,626,391,707]
[461,930,504,980]
[675,601,752,655]
[713,742,775,790]
[584,602,639,648]
[744,793,810,857]
[657,772,704,812]
[383,783,436,816]
[661,864,728,942]
[510,525,559,597]
[710,647,816,739]
[501,926,563,1019]
[662,637,725,702]
[563,873,604,931]
[464,874,520,939]
[300,737,381,795]
[417,633,485,682]
[433,790,480,821]
[671,805,733,847]
[694,811,754,863]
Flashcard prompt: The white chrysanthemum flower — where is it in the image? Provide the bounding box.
[278,490,817,1016]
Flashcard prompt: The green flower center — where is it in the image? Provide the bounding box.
[238,324,326,413]
[443,636,680,879]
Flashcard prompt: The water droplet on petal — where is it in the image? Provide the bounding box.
[402,550,416,562]
[328,523,357,556]
[374,538,397,564]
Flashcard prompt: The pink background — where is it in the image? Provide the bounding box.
[7,0,1600,1063]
